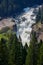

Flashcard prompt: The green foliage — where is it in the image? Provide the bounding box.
[0,38,8,65]
[0,27,43,65]
[25,32,38,65]
[0,32,27,65]
[15,42,23,65]
[23,44,27,65]
[37,42,43,65]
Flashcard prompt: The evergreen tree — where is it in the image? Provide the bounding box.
[24,43,28,52]
[37,41,43,65]
[8,33,16,65]
[15,41,23,65]
[15,34,23,65]
[0,38,8,65]
[25,32,37,65]
[8,32,23,65]
[23,44,28,65]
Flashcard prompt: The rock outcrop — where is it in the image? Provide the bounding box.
[32,22,43,43]
[0,18,17,33]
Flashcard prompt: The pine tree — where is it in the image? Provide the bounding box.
[15,41,23,65]
[37,41,43,65]
[14,34,23,65]
[25,32,37,65]
[0,38,8,65]
[23,44,28,65]
[8,33,16,65]
[24,43,28,52]
[8,32,23,65]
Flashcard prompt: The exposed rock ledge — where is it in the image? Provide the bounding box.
[32,22,43,43]
[0,18,17,33]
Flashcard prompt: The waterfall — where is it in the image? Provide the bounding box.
[16,7,37,46]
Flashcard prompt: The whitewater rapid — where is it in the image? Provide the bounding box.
[16,7,37,46]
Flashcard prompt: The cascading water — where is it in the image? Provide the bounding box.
[16,7,38,46]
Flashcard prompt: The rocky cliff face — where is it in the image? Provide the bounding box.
[32,22,43,43]
[0,18,17,33]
